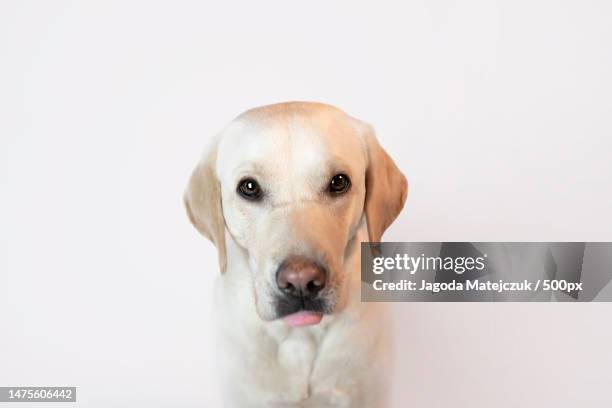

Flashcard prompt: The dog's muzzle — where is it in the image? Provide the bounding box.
[274,257,329,325]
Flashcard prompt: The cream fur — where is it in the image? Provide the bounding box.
[185,102,407,407]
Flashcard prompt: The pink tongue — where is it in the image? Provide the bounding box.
[283,311,323,327]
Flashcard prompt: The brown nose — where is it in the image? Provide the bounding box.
[276,257,327,299]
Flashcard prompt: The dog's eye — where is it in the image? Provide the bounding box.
[237,178,262,201]
[328,174,351,195]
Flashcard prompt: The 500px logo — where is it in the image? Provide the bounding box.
[372,253,488,275]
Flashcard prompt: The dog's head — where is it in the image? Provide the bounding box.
[185,102,407,325]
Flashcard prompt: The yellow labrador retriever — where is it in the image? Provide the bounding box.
[185,102,407,407]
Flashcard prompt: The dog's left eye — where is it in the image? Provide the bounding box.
[329,174,351,195]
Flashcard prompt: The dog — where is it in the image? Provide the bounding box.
[184,102,407,407]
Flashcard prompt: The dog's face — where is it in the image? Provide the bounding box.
[185,102,407,324]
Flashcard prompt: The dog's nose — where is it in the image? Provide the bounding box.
[276,257,326,299]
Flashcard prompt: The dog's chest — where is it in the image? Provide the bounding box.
[275,331,318,399]
[221,326,356,407]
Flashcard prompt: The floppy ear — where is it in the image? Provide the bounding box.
[364,128,408,242]
[184,141,227,273]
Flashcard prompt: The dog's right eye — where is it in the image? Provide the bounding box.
[237,178,262,201]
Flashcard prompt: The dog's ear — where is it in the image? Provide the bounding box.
[184,141,227,273]
[363,127,408,243]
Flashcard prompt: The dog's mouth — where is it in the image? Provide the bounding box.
[282,311,323,327]
[274,296,329,327]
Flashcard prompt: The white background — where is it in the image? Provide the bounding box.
[1,1,612,407]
